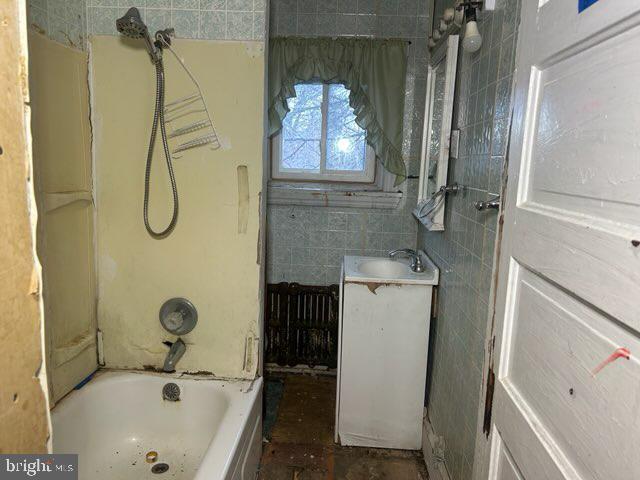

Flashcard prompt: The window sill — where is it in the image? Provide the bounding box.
[267,183,403,209]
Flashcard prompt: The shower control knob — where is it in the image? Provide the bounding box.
[159,298,197,335]
[164,311,184,331]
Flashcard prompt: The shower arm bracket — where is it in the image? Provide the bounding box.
[154,28,175,51]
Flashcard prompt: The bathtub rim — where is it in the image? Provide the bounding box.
[51,369,263,480]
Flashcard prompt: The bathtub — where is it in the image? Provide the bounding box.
[52,370,263,480]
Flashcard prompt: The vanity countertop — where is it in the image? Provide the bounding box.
[343,251,439,286]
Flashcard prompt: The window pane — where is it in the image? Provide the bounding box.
[281,84,323,171]
[326,84,367,172]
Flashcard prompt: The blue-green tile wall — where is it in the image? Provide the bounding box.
[26,0,268,50]
[28,0,87,49]
[418,1,521,479]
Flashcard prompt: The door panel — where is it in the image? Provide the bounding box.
[526,26,640,225]
[536,1,640,59]
[492,384,570,480]
[490,434,524,480]
[501,263,640,479]
[485,1,640,479]
[511,210,639,330]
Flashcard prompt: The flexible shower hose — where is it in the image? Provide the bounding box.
[416,186,446,219]
[143,57,179,238]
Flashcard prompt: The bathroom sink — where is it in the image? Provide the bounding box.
[357,259,410,278]
[343,252,439,285]
[338,252,439,448]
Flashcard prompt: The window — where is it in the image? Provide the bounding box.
[272,83,376,183]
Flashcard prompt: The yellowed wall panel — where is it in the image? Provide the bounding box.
[91,36,264,377]
[28,32,91,193]
[29,31,97,403]
[45,203,95,348]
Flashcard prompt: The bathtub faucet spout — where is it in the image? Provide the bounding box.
[163,338,186,372]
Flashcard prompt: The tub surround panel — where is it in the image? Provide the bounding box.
[418,1,521,479]
[29,31,97,404]
[92,36,265,378]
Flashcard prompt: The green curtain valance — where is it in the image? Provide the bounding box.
[268,36,409,185]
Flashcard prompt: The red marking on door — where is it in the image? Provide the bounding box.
[592,347,631,376]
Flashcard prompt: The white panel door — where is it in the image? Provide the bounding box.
[486,1,640,479]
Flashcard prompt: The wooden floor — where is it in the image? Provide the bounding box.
[258,374,429,480]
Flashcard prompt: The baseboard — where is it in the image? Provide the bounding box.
[422,409,451,480]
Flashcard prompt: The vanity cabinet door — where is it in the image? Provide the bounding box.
[337,282,431,450]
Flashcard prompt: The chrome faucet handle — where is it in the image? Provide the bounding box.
[388,249,425,273]
[412,255,426,273]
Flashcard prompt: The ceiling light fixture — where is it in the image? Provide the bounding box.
[461,4,483,52]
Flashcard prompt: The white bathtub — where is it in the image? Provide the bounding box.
[52,370,263,480]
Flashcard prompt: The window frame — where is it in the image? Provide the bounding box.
[271,83,377,184]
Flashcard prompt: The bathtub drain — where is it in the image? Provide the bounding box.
[151,463,170,474]
[162,382,180,401]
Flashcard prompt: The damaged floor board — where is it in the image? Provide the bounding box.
[258,374,428,480]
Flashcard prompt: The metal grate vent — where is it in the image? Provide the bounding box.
[265,282,339,368]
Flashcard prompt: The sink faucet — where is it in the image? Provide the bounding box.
[163,338,186,372]
[388,248,426,273]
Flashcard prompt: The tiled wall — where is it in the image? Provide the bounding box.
[28,0,88,49]
[268,205,419,284]
[266,0,431,286]
[418,1,521,479]
[86,0,267,41]
[26,0,268,50]
[269,0,429,38]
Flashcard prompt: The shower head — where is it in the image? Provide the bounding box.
[116,8,159,63]
[116,7,147,38]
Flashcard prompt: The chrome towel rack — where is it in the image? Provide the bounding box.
[474,195,501,211]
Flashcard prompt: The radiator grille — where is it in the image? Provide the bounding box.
[265,282,339,368]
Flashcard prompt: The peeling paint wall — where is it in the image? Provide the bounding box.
[91,36,265,378]
[0,0,51,453]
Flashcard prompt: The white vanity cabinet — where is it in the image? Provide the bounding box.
[335,253,439,450]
